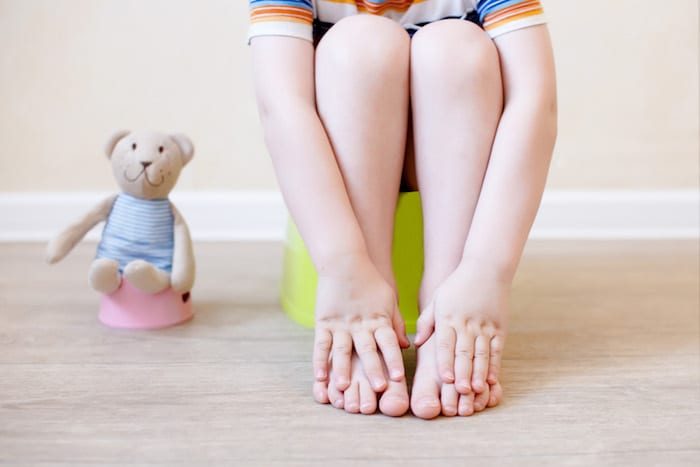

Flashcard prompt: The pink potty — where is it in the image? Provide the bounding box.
[99,279,193,329]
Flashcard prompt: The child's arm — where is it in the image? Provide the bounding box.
[414,25,557,394]
[250,37,368,272]
[46,194,117,264]
[460,25,558,279]
[251,37,409,389]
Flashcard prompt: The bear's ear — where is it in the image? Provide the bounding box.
[104,130,130,158]
[170,133,194,166]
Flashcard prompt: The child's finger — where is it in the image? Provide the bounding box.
[436,325,456,383]
[352,330,387,392]
[487,335,506,385]
[331,331,352,391]
[392,309,410,349]
[414,303,435,346]
[312,328,332,381]
[471,334,490,393]
[375,326,405,381]
[454,329,474,394]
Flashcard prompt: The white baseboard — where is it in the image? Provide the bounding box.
[0,190,697,242]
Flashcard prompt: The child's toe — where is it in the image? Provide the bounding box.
[440,384,459,417]
[344,382,360,413]
[473,384,490,412]
[359,378,377,414]
[379,378,409,417]
[458,392,475,416]
[313,381,329,404]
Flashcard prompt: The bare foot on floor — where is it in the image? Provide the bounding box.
[314,352,409,417]
[411,261,508,419]
[411,334,502,418]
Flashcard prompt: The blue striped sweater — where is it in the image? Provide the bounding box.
[96,193,174,273]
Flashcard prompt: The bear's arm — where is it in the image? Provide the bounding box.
[46,194,118,264]
[169,202,195,293]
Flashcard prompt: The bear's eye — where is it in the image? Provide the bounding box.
[158,146,164,154]
[131,143,137,150]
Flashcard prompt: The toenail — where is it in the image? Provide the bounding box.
[391,369,403,379]
[421,398,440,408]
[334,399,343,407]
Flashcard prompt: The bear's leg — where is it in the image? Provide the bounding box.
[123,259,170,293]
[88,258,122,294]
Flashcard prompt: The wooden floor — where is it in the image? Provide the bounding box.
[1,241,699,466]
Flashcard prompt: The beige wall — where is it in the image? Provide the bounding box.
[0,0,697,192]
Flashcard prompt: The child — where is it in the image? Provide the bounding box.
[248,0,557,419]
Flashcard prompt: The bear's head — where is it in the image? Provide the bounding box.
[104,130,194,199]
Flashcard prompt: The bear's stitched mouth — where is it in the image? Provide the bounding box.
[124,168,165,187]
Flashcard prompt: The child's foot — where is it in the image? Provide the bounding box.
[314,352,409,417]
[412,261,509,418]
[411,334,502,418]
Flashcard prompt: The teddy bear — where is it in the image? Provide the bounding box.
[46,130,195,299]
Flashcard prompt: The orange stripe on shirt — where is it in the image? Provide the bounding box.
[250,6,314,24]
[483,8,544,31]
[483,1,541,24]
[355,0,417,15]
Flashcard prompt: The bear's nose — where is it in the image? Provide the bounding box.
[140,161,153,168]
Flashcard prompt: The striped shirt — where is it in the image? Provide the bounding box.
[96,193,175,273]
[248,0,546,43]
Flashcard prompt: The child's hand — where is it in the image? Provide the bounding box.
[414,260,509,397]
[313,253,409,393]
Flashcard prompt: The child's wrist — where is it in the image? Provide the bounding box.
[315,248,373,279]
[458,254,515,285]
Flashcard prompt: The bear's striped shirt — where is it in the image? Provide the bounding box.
[96,193,175,273]
[248,0,546,43]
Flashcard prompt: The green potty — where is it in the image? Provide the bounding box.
[280,191,424,334]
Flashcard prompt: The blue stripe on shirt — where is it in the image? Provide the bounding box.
[96,193,175,273]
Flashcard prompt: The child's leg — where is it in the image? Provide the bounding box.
[408,20,504,419]
[313,15,411,416]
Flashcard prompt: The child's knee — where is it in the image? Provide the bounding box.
[412,20,500,83]
[316,15,409,74]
